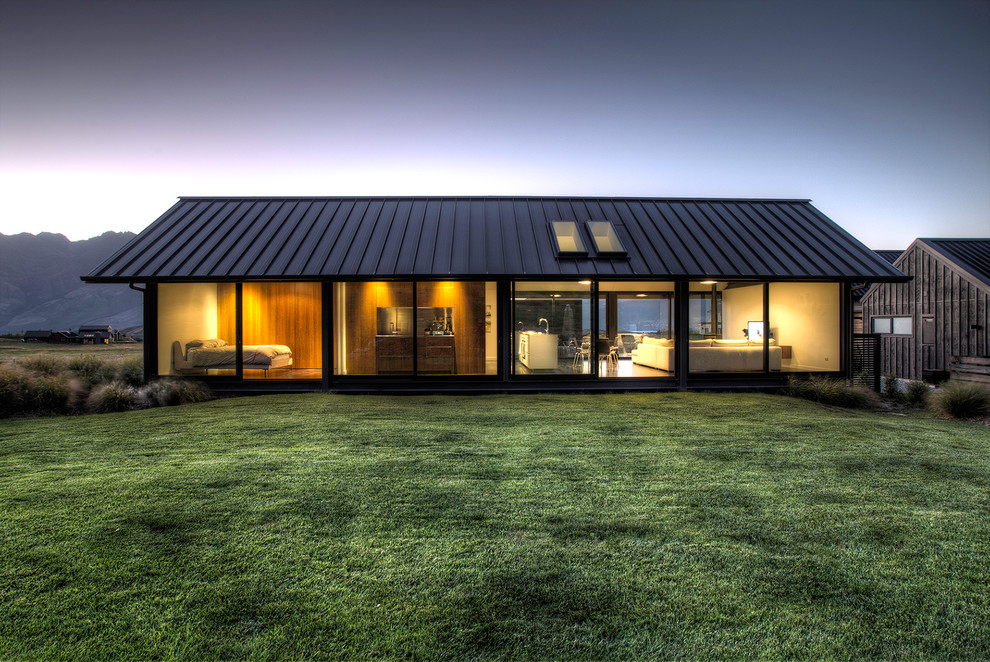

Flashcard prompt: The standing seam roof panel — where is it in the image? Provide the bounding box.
[298,200,343,275]
[210,201,276,277]
[81,197,910,282]
[148,201,232,277]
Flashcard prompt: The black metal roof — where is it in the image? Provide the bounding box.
[919,238,990,288]
[873,250,903,264]
[83,197,907,282]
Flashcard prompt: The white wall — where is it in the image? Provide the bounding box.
[157,283,218,374]
[722,284,763,340]
[770,283,840,371]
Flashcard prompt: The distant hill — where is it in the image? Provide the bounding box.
[0,231,142,334]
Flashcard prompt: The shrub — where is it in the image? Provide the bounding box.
[87,381,144,414]
[68,355,118,387]
[928,380,990,419]
[19,354,68,376]
[0,365,81,417]
[786,376,880,410]
[140,378,211,407]
[904,380,932,407]
[882,372,902,400]
[0,365,32,418]
[32,373,80,415]
[117,358,144,387]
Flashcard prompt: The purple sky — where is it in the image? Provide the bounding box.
[1,0,988,248]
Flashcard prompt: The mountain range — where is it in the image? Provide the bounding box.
[0,231,142,335]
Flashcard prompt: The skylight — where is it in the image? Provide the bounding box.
[551,221,587,254]
[587,221,625,254]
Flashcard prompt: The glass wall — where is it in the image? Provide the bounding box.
[242,282,322,379]
[334,282,414,375]
[769,282,840,372]
[598,281,675,377]
[334,281,497,376]
[158,282,321,379]
[689,281,769,373]
[157,282,236,376]
[513,281,591,375]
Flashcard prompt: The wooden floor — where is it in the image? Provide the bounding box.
[514,358,671,378]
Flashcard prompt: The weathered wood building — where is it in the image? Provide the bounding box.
[860,238,990,382]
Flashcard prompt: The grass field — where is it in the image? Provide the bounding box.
[1,392,988,660]
[0,338,143,362]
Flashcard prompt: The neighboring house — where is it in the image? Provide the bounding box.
[860,238,990,382]
[23,330,53,342]
[83,197,906,392]
[852,249,903,333]
[51,330,79,344]
[77,324,115,344]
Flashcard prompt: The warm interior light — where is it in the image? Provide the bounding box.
[636,293,647,297]
[700,280,717,285]
[578,280,591,285]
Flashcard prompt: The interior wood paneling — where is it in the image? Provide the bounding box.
[242,282,322,375]
[341,282,414,374]
[418,282,486,374]
[217,283,236,345]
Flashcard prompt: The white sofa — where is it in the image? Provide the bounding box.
[632,338,782,371]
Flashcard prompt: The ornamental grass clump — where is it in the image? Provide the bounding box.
[0,364,82,417]
[928,380,990,419]
[19,354,68,376]
[67,354,118,387]
[116,357,144,387]
[786,375,879,410]
[86,381,144,414]
[904,379,933,407]
[882,372,902,401]
[140,378,211,407]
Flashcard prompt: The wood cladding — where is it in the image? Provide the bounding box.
[338,281,488,375]
[861,243,989,380]
[242,282,322,375]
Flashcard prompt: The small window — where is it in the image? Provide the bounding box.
[892,316,912,335]
[587,221,625,254]
[872,316,912,335]
[872,317,892,334]
[551,221,587,254]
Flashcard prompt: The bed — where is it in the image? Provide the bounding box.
[172,338,292,376]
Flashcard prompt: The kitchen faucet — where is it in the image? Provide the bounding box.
[538,318,549,333]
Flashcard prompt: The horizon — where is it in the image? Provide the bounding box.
[1,0,988,249]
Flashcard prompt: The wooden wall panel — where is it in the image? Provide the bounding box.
[217,283,237,345]
[418,282,486,374]
[862,242,990,381]
[242,282,322,371]
[341,282,414,374]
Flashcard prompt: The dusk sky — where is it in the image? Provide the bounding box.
[1,0,987,249]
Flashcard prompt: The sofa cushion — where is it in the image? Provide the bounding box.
[689,339,712,347]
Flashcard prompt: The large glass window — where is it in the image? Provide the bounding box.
[334,281,496,376]
[689,281,768,373]
[157,282,236,376]
[242,282,322,380]
[416,282,498,375]
[513,281,591,375]
[598,281,675,377]
[335,282,413,375]
[770,283,841,372]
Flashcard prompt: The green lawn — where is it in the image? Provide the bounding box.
[1,393,988,660]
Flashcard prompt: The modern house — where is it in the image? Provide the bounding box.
[860,238,990,383]
[82,197,906,392]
